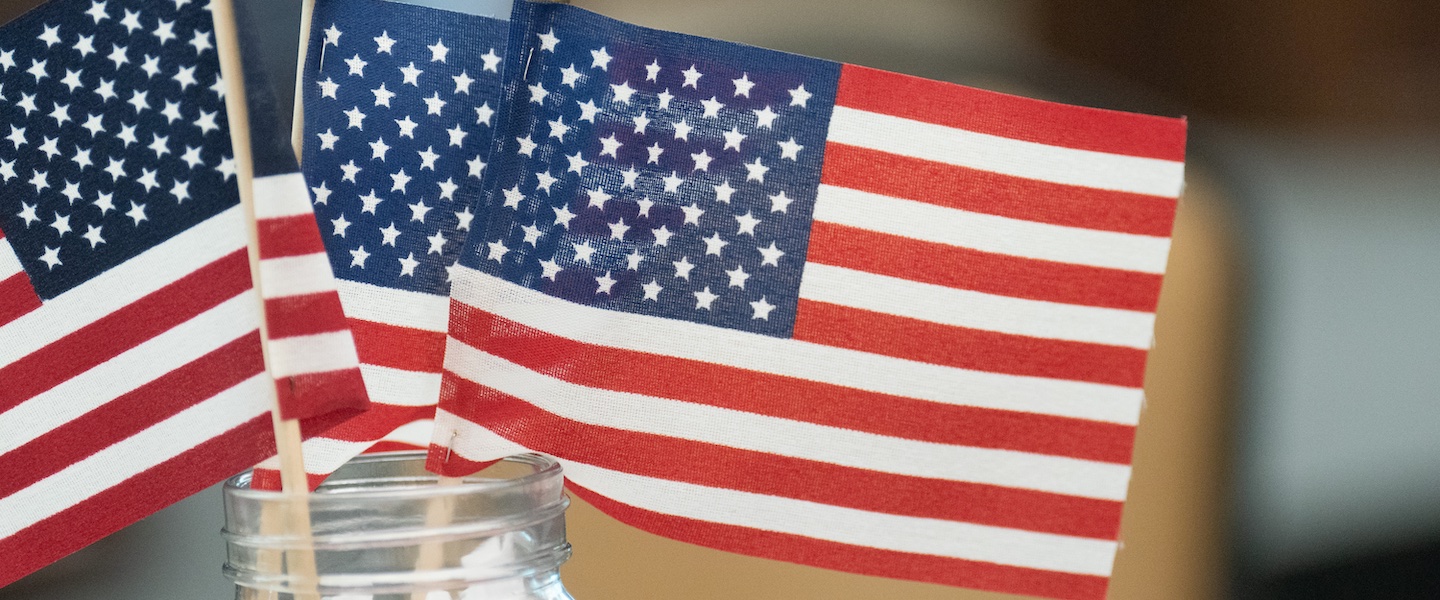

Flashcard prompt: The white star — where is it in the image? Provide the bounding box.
[590,46,612,70]
[595,271,617,294]
[516,135,537,156]
[0,160,18,181]
[437,178,458,200]
[102,158,124,180]
[778,137,804,160]
[721,127,747,152]
[395,115,418,138]
[559,63,582,87]
[189,29,213,54]
[391,169,412,193]
[61,181,83,204]
[520,223,543,246]
[170,179,190,202]
[566,151,588,174]
[136,168,160,191]
[475,102,495,125]
[180,145,204,169]
[75,35,96,57]
[447,124,467,147]
[577,99,600,123]
[16,93,38,115]
[39,246,62,270]
[672,119,693,141]
[632,112,651,134]
[537,29,559,52]
[148,133,170,157]
[788,83,813,107]
[662,171,684,193]
[552,204,576,229]
[635,197,653,217]
[536,171,558,193]
[528,82,548,104]
[735,211,761,236]
[625,248,643,270]
[586,187,612,210]
[73,148,94,170]
[681,64,702,88]
[745,158,770,183]
[318,77,339,98]
[369,137,391,161]
[467,155,486,178]
[154,21,176,45]
[642,279,662,301]
[754,105,778,128]
[374,30,395,53]
[344,106,366,129]
[680,203,704,225]
[358,189,383,214]
[428,39,449,62]
[18,202,39,225]
[0,49,11,71]
[324,24,342,47]
[713,180,735,203]
[732,73,755,97]
[50,211,72,236]
[38,137,61,160]
[48,103,71,127]
[39,25,62,47]
[700,96,724,118]
[485,240,508,262]
[768,190,794,213]
[572,240,596,264]
[480,48,501,72]
[691,149,712,172]
[758,241,785,267]
[400,62,423,85]
[657,88,674,109]
[218,157,236,180]
[161,100,183,123]
[86,1,108,23]
[398,253,419,276]
[452,70,474,94]
[503,185,524,209]
[60,69,84,92]
[316,128,339,150]
[119,9,143,33]
[725,265,750,289]
[620,167,640,189]
[4,125,25,147]
[210,74,225,98]
[310,181,332,204]
[611,81,635,104]
[332,214,352,237]
[140,55,161,78]
[127,90,149,114]
[408,199,431,222]
[672,255,694,279]
[539,258,562,280]
[599,133,622,157]
[93,192,114,213]
[82,224,105,248]
[653,225,674,246]
[125,201,146,225]
[107,44,128,69]
[423,92,446,115]
[693,287,718,310]
[548,116,570,140]
[379,222,401,246]
[173,65,197,90]
[646,142,663,164]
[702,232,728,256]
[455,207,475,230]
[340,159,362,182]
[371,82,395,107]
[349,245,370,267]
[750,296,776,320]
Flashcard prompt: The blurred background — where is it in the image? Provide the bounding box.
[3,0,1438,598]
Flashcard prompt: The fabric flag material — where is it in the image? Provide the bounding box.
[276,0,509,484]
[0,0,363,584]
[430,3,1187,599]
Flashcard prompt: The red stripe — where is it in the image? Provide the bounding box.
[0,250,251,411]
[274,367,369,421]
[302,402,434,444]
[568,482,1111,600]
[0,333,264,498]
[350,317,446,372]
[449,303,1134,464]
[256,215,327,259]
[0,273,42,326]
[0,415,274,588]
[366,440,426,453]
[820,143,1178,236]
[439,375,1124,540]
[810,222,1165,312]
[835,63,1186,162]
[265,291,350,338]
[796,300,1148,388]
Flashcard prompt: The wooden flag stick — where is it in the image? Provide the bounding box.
[211,1,321,598]
[290,0,317,160]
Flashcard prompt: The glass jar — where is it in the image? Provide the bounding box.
[222,452,575,600]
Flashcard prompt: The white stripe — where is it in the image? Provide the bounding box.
[441,418,1118,577]
[0,374,272,539]
[0,293,263,455]
[829,106,1184,198]
[252,173,314,219]
[259,253,338,299]
[381,419,436,447]
[336,279,448,332]
[451,268,1143,424]
[0,207,248,364]
[0,237,23,279]
[266,331,360,378]
[814,184,1172,274]
[260,419,437,476]
[800,264,1156,349]
[360,364,442,406]
[446,341,1131,500]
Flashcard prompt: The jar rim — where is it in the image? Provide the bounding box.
[224,452,563,503]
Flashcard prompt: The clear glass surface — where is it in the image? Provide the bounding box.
[223,452,575,600]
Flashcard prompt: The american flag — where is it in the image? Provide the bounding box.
[0,0,363,583]
[431,3,1186,599]
[269,0,509,485]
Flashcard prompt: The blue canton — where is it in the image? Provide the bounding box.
[463,2,839,337]
[301,0,507,296]
[0,0,235,300]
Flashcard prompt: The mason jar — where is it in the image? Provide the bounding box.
[222,452,575,600]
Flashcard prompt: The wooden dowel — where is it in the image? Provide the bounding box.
[211,1,320,598]
[291,0,317,161]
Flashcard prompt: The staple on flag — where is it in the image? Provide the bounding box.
[0,0,364,584]
[429,2,1186,599]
